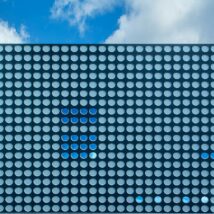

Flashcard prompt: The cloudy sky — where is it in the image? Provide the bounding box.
[0,0,214,43]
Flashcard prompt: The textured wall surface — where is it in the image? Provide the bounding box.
[0,45,213,213]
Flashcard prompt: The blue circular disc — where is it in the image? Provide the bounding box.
[71,143,78,150]
[89,152,97,159]
[71,135,78,142]
[80,144,88,150]
[89,135,97,142]
[80,135,87,142]
[71,152,78,159]
[61,108,69,115]
[182,196,190,203]
[61,117,69,124]
[89,117,97,124]
[61,135,69,142]
[211,152,214,159]
[80,117,87,124]
[201,152,209,159]
[89,108,97,115]
[136,196,143,203]
[201,196,209,203]
[71,117,78,124]
[80,152,87,159]
[61,143,69,150]
[71,108,78,115]
[80,108,88,115]
[61,152,69,159]
[89,144,97,150]
[154,196,162,203]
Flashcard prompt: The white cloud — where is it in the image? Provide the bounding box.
[106,0,214,43]
[51,0,120,33]
[0,20,29,43]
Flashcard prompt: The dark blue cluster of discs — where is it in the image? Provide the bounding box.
[201,152,214,160]
[60,107,97,159]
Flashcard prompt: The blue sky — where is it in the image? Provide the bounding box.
[0,0,124,43]
[0,0,214,44]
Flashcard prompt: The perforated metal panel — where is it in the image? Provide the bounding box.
[0,44,214,213]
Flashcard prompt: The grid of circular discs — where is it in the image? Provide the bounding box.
[60,107,98,160]
[0,45,213,213]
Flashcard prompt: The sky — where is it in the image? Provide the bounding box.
[0,0,214,44]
